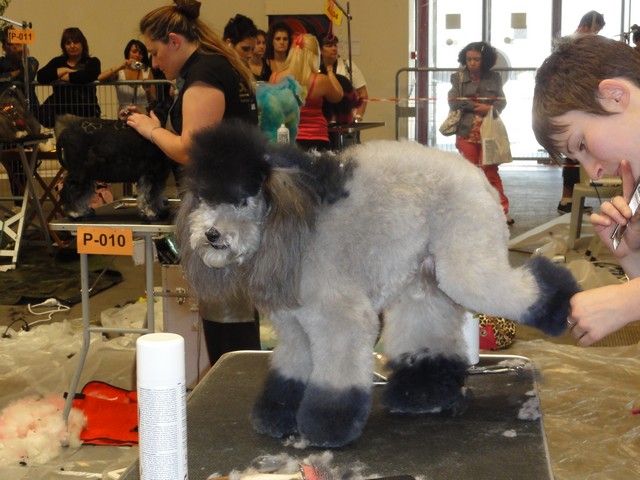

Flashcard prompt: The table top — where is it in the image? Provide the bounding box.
[121,351,551,480]
[49,197,178,234]
[0,134,52,148]
[328,121,385,133]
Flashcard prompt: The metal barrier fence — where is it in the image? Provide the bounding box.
[0,79,174,200]
[394,67,549,161]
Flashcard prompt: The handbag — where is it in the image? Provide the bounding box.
[439,109,461,136]
[480,107,512,165]
[439,71,463,136]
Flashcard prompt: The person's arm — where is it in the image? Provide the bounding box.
[567,279,640,346]
[36,57,61,84]
[490,71,507,114]
[98,60,127,82]
[68,57,101,83]
[354,85,368,120]
[0,59,15,83]
[27,57,39,81]
[345,60,368,119]
[320,65,343,103]
[127,81,225,165]
[448,71,473,112]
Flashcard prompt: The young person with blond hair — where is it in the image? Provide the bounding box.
[270,33,343,151]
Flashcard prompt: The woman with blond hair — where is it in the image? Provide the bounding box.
[126,0,259,365]
[126,0,257,166]
[270,33,343,150]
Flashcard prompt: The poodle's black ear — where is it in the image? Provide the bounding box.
[187,120,272,204]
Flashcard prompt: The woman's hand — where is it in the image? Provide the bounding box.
[57,67,75,80]
[126,110,161,142]
[119,106,141,120]
[473,103,492,116]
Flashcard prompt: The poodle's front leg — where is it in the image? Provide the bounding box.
[251,310,312,439]
[60,175,96,220]
[136,174,169,221]
[294,293,380,447]
[381,278,470,415]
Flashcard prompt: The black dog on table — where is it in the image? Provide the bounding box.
[54,100,172,221]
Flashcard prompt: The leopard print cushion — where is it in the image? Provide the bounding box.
[477,314,517,350]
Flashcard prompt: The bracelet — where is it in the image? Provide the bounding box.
[149,126,162,144]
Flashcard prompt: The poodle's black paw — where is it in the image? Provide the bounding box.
[522,255,581,336]
[382,352,469,415]
[296,383,372,447]
[139,207,169,223]
[251,372,305,438]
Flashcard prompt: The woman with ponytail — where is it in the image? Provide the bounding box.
[127,1,260,365]
[126,0,258,165]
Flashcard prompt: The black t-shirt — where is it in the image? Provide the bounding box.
[170,51,258,134]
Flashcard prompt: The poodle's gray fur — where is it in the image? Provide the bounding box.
[177,123,579,448]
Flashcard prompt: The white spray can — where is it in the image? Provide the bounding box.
[277,123,290,144]
[136,333,188,480]
[463,312,480,365]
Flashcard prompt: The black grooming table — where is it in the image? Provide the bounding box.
[121,351,552,479]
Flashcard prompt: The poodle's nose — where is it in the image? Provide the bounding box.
[205,228,221,243]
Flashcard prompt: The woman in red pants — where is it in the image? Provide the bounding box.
[448,41,513,225]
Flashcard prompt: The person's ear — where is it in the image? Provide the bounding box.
[167,32,181,50]
[597,79,630,112]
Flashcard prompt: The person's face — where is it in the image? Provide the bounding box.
[321,42,338,64]
[144,34,180,80]
[2,40,22,58]
[550,109,639,181]
[253,34,266,57]
[233,37,256,63]
[65,39,83,58]
[465,50,482,74]
[128,44,144,62]
[273,30,289,54]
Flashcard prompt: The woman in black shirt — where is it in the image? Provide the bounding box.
[37,27,101,127]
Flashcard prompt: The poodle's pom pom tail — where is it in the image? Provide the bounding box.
[187,120,272,204]
[521,255,580,336]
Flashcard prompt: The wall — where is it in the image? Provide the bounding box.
[4,0,409,141]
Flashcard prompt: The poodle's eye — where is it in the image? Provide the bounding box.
[240,199,248,207]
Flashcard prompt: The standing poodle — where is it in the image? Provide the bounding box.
[54,100,172,221]
[177,121,579,448]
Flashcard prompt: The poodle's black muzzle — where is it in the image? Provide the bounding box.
[205,228,228,250]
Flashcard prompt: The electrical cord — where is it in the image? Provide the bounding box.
[2,317,29,338]
[26,298,70,326]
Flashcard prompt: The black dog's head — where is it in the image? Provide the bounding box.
[187,120,273,205]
